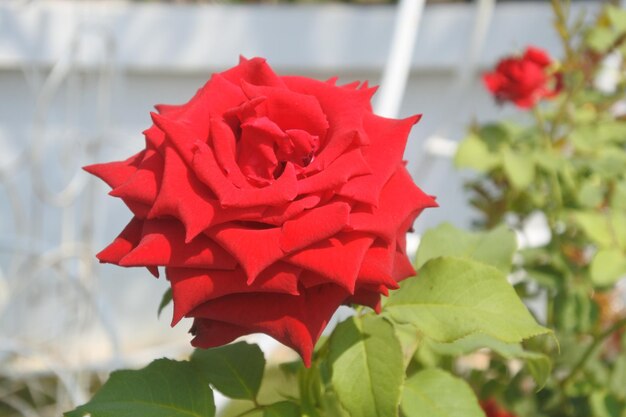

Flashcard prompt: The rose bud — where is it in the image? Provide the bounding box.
[85,57,436,366]
[481,399,518,417]
[483,46,562,109]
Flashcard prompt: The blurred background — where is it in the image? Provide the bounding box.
[0,0,612,415]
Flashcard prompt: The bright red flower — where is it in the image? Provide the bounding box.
[481,399,517,417]
[85,57,436,366]
[483,46,561,109]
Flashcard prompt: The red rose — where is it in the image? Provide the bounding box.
[85,57,436,366]
[481,399,517,417]
[483,46,561,109]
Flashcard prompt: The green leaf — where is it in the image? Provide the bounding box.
[319,388,351,417]
[534,150,564,173]
[525,268,562,291]
[394,322,423,367]
[596,121,626,144]
[611,181,626,210]
[607,5,626,32]
[572,211,614,248]
[479,123,512,147]
[454,134,500,172]
[586,27,618,53]
[427,334,551,388]
[578,179,605,209]
[191,342,265,401]
[262,401,300,417]
[415,223,517,273]
[158,288,172,318]
[502,148,535,190]
[571,106,598,125]
[65,359,215,417]
[401,369,485,417]
[328,315,404,417]
[593,149,626,179]
[573,210,626,250]
[590,391,623,417]
[590,249,626,287]
[554,288,598,333]
[609,355,626,396]
[385,257,550,344]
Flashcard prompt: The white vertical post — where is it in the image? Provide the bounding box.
[458,0,495,86]
[374,0,426,119]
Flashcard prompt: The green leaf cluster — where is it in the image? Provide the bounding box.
[318,223,548,417]
[65,342,285,417]
[455,3,626,416]
[67,224,549,417]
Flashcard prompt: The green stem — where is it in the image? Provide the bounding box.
[532,107,563,211]
[532,107,551,147]
[560,316,626,388]
[551,0,574,62]
[298,361,322,417]
[546,296,555,328]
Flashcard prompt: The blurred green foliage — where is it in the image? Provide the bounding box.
[455,2,626,416]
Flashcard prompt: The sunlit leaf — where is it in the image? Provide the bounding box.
[590,249,626,287]
[427,334,552,388]
[415,223,516,273]
[401,369,485,417]
[385,257,550,344]
[65,359,215,417]
[191,342,265,401]
[454,134,501,172]
[328,316,404,417]
[502,148,535,190]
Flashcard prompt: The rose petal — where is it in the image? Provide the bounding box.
[148,145,216,240]
[210,117,251,189]
[260,193,323,225]
[148,146,262,242]
[221,56,287,88]
[193,141,298,208]
[207,224,284,284]
[223,96,267,127]
[119,218,237,269]
[109,148,163,207]
[392,243,416,282]
[167,262,301,325]
[284,232,374,292]
[83,151,143,189]
[190,284,349,366]
[523,46,552,68]
[349,165,436,242]
[84,152,152,218]
[483,72,506,94]
[240,82,329,141]
[280,201,350,252]
[191,319,250,349]
[305,129,363,175]
[356,239,399,290]
[296,146,370,195]
[164,72,245,134]
[237,116,284,182]
[151,113,202,166]
[282,76,373,139]
[143,125,166,150]
[337,113,421,206]
[282,77,374,173]
[96,217,143,264]
[345,286,384,313]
